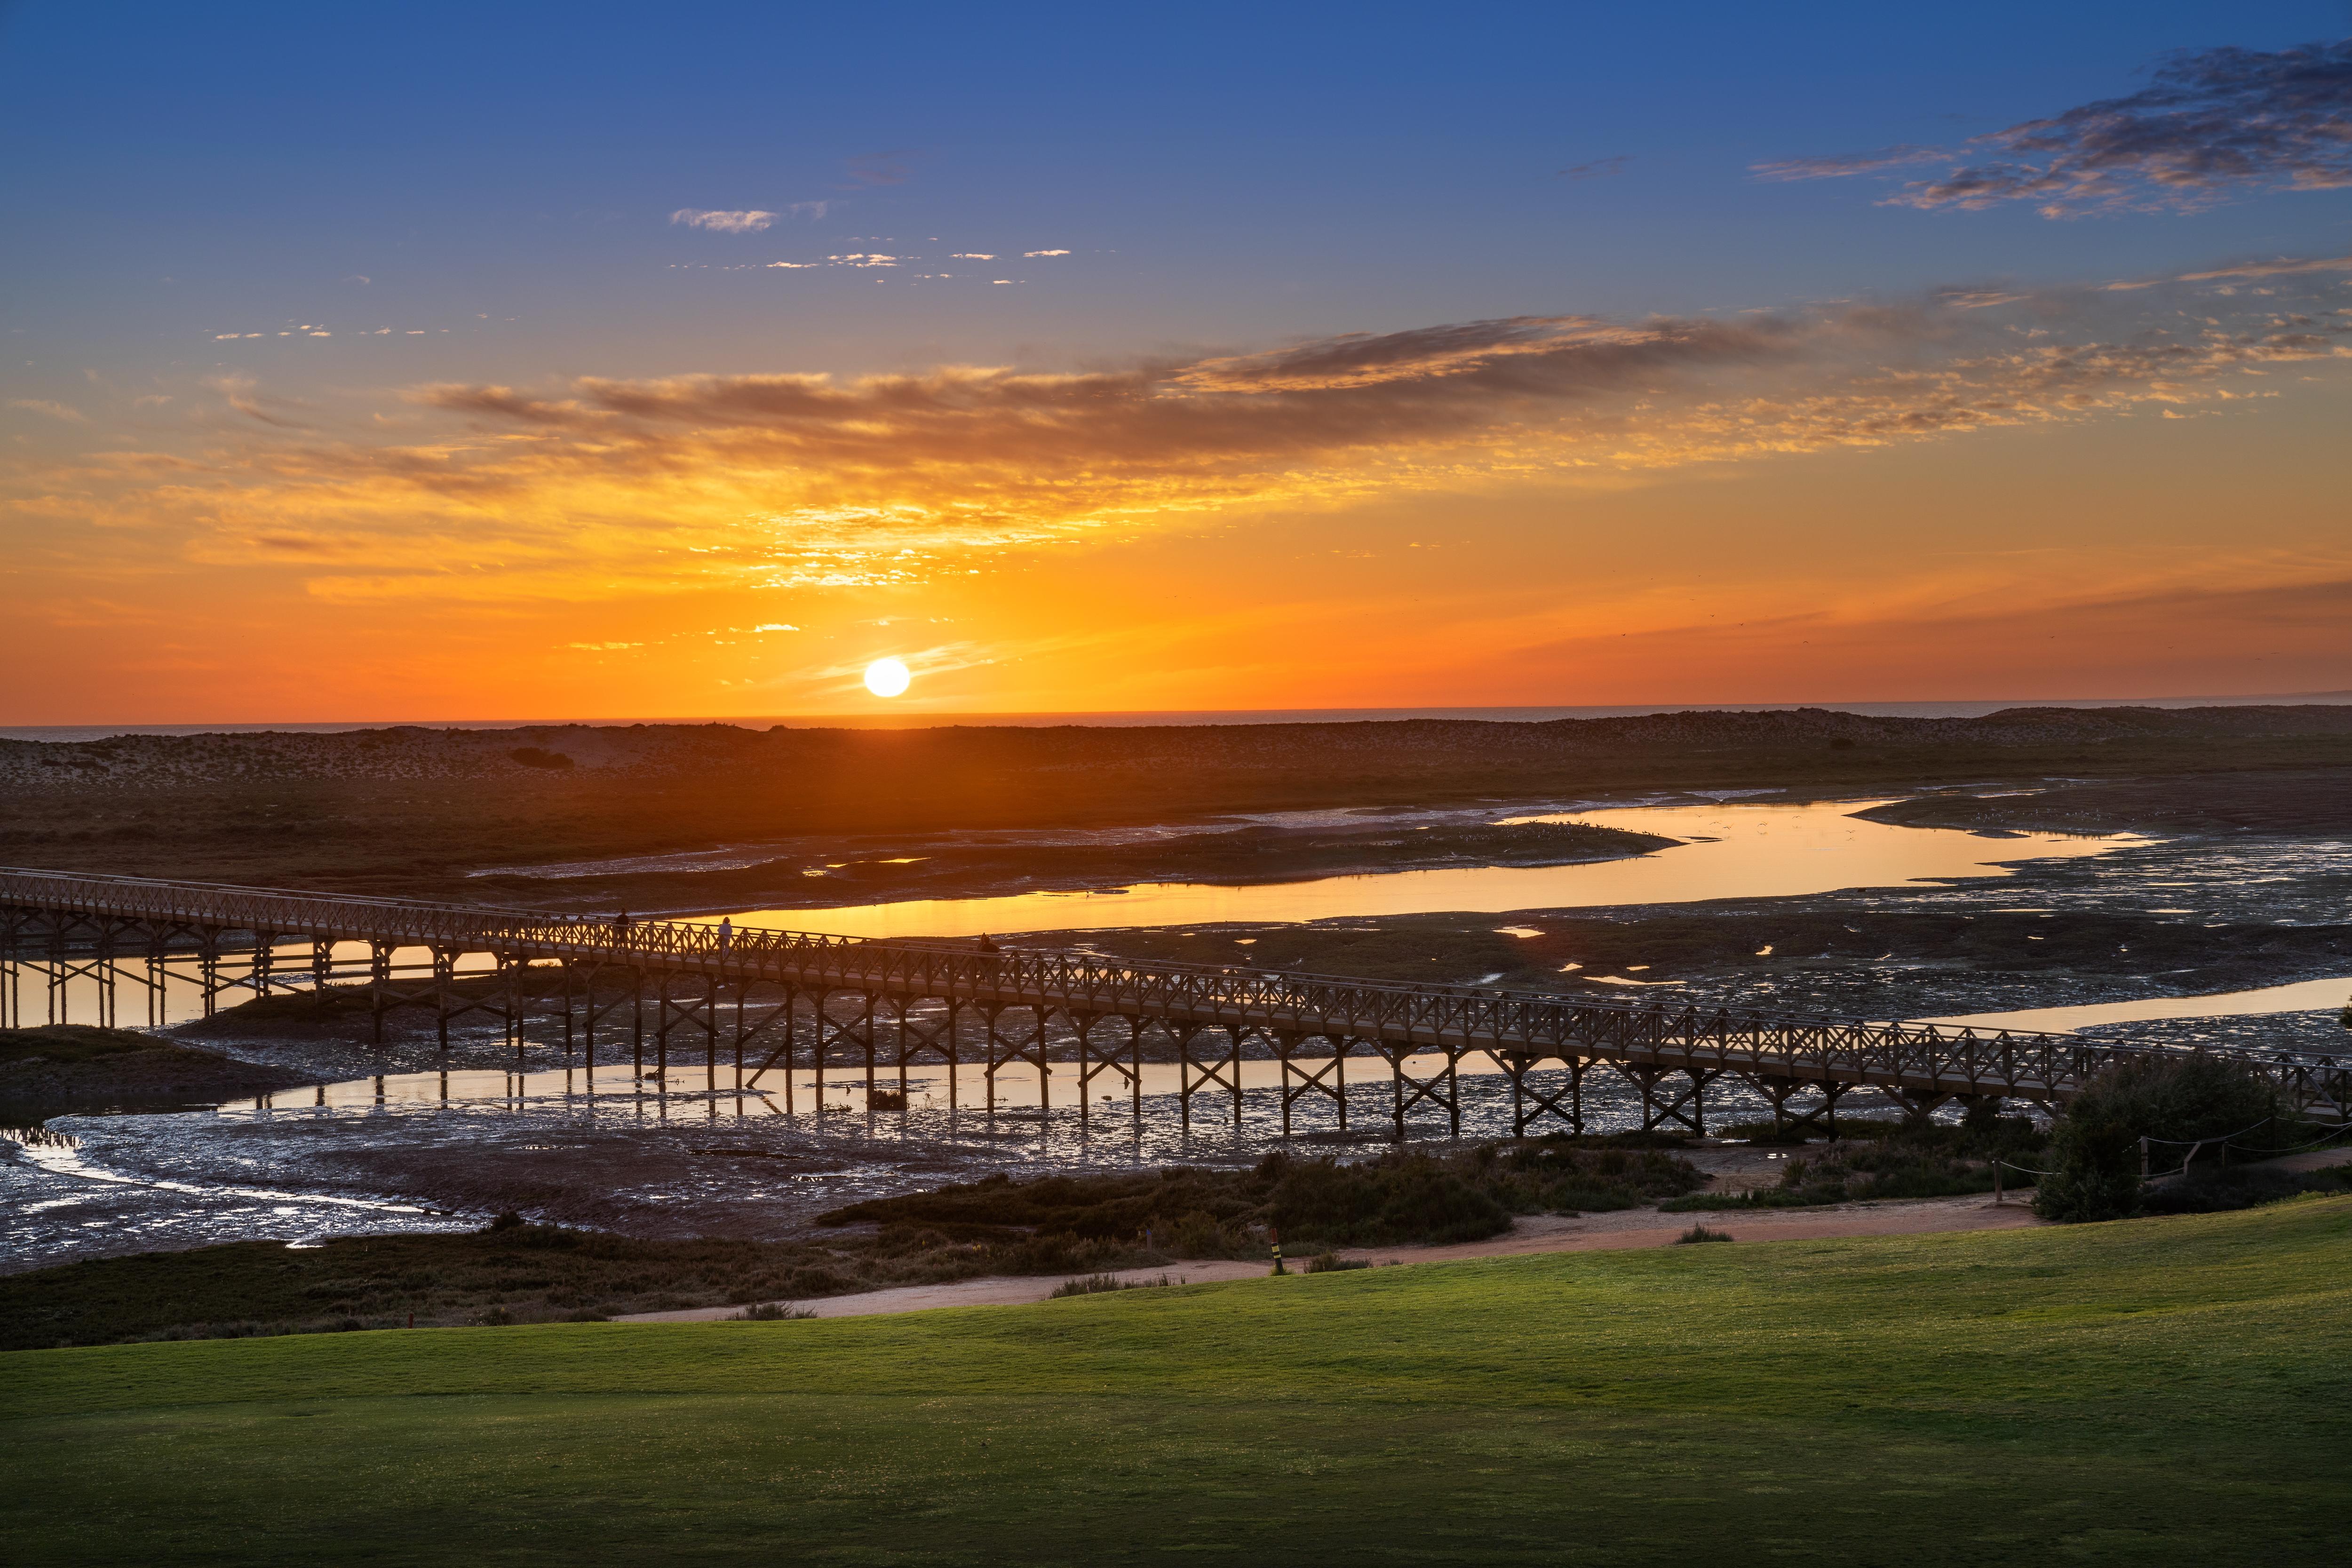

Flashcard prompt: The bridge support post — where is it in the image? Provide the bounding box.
[1746,1075,1846,1138]
[982,1004,1048,1115]
[1624,1064,1720,1136]
[1276,1032,1350,1135]
[1379,1042,1460,1138]
[1073,1012,1140,1124]
[1886,1088,1955,1126]
[1501,1052,1585,1137]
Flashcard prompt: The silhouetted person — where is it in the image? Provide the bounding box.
[717,916,733,955]
[977,933,1000,954]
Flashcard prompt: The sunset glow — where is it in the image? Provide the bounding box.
[3,7,2347,722]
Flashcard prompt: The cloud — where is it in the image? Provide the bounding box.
[1556,155,1632,181]
[7,398,88,422]
[1753,145,1940,182]
[953,252,996,260]
[843,152,911,187]
[670,208,778,233]
[783,201,829,220]
[1023,248,1071,257]
[345,274,371,284]
[21,259,2349,605]
[2177,253,2352,281]
[1755,38,2352,216]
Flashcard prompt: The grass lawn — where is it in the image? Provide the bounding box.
[5,1197,2349,1566]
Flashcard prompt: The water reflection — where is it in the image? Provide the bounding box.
[731,798,2146,939]
[1920,973,2352,1034]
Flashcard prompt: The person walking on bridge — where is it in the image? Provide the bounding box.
[717,916,733,956]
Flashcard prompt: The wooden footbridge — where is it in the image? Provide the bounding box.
[4,868,2345,1134]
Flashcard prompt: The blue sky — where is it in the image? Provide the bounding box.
[10,1,2349,379]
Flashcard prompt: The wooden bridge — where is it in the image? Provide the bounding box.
[4,867,2346,1134]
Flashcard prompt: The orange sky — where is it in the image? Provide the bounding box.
[6,15,2352,721]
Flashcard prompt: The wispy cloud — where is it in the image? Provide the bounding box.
[1557,155,1631,181]
[6,398,88,422]
[2177,253,2352,281]
[1756,38,2352,216]
[842,152,911,187]
[1023,248,1071,257]
[670,208,778,233]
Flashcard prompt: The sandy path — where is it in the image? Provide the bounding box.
[618,1193,2042,1323]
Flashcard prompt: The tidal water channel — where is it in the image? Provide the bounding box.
[8,796,2348,1271]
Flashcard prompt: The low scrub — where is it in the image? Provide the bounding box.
[1674,1225,1734,1244]
[2036,1056,2300,1224]
[821,1139,1708,1256]
[0,1024,164,1066]
[1048,1273,1180,1298]
[1304,1251,1372,1273]
[1665,1117,2045,1211]
[2138,1162,2352,1216]
[731,1302,817,1321]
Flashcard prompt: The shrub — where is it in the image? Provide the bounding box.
[1049,1273,1177,1298]
[1674,1225,1734,1244]
[1304,1251,1371,1273]
[1263,1154,1510,1247]
[731,1301,816,1321]
[2036,1055,2288,1224]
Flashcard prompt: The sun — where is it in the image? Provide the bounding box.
[863,657,911,697]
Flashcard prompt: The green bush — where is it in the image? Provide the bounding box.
[2036,1055,2288,1224]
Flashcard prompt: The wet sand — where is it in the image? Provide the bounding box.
[620,1192,2043,1322]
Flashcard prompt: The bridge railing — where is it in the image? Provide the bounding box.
[7,867,2348,1099]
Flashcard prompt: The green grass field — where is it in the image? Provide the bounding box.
[7,1198,2350,1566]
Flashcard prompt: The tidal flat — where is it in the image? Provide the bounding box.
[4,712,2348,1304]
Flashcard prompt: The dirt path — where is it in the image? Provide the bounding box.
[618,1192,2043,1323]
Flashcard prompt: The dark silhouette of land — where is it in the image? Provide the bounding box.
[4,705,2349,905]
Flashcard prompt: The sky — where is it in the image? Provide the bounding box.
[3,0,2350,721]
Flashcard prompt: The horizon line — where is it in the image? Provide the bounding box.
[7,688,2352,740]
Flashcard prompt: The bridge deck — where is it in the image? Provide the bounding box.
[4,867,2347,1114]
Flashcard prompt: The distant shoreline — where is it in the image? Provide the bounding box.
[8,690,2352,742]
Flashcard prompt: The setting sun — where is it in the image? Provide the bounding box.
[864,657,912,698]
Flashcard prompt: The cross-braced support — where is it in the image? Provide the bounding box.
[1275,1032,1353,1135]
[1501,1051,1587,1136]
[739,983,803,1108]
[982,1003,1049,1113]
[1623,1062,1720,1135]
[1072,1012,1142,1124]
[653,968,718,1087]
[1379,1042,1461,1137]
[888,994,960,1109]
[808,989,877,1105]
[1742,1073,1850,1136]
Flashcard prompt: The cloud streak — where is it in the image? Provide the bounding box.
[1757,39,2352,215]
[670,208,778,233]
[12,261,2348,605]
